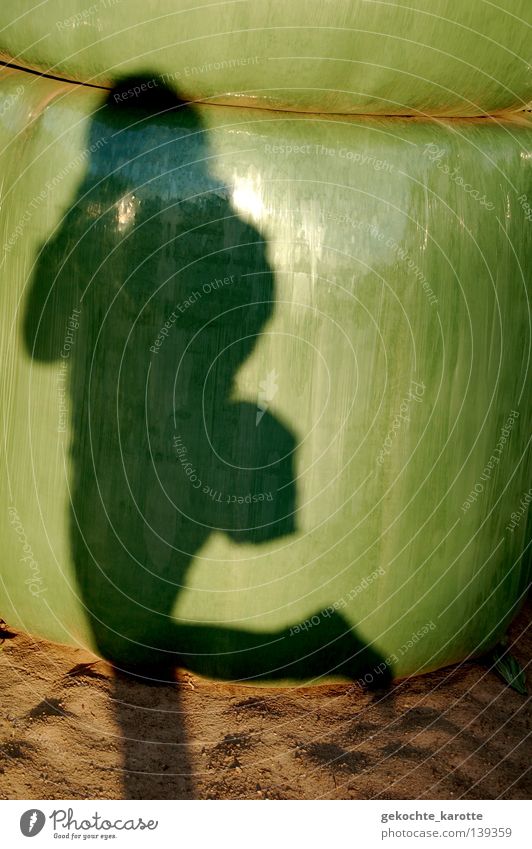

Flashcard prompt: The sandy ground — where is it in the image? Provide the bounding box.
[0,604,530,800]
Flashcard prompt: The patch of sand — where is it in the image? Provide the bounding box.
[0,604,530,800]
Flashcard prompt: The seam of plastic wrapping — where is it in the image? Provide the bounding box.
[1,56,531,121]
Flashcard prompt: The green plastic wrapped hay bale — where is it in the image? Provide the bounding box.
[0,1,531,116]
[0,67,530,682]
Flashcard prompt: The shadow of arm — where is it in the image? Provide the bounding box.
[23,219,81,362]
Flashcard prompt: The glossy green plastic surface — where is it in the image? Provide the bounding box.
[0,68,530,682]
[0,1,531,116]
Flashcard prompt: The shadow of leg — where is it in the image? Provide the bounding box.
[111,669,195,800]
[162,611,394,685]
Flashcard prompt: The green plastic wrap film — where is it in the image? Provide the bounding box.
[0,68,530,683]
[0,1,531,116]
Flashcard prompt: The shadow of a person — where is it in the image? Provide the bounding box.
[23,78,390,797]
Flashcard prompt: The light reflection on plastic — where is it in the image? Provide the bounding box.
[232,174,264,221]
[116,192,139,232]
